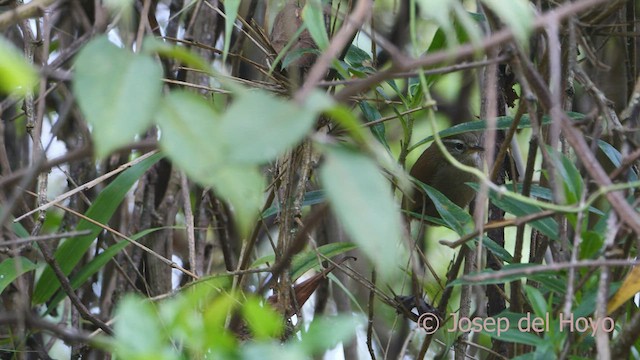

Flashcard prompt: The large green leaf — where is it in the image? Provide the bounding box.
[0,257,38,294]
[320,145,406,280]
[212,165,265,236]
[156,91,264,237]
[73,36,163,158]
[113,296,177,358]
[156,91,224,180]
[0,36,37,95]
[33,152,163,304]
[220,90,321,164]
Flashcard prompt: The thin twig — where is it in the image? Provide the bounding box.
[14,151,159,222]
[462,259,640,283]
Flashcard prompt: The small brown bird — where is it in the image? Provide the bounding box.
[409,132,484,218]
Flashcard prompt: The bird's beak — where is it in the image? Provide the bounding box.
[469,145,484,153]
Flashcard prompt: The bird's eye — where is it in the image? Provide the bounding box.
[454,142,465,151]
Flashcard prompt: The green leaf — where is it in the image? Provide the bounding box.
[156,90,268,237]
[73,36,163,159]
[484,326,543,347]
[113,296,177,359]
[45,227,172,313]
[524,285,547,317]
[320,145,406,280]
[0,36,37,95]
[529,274,566,295]
[450,263,553,286]
[142,37,210,72]
[289,242,356,280]
[345,45,371,66]
[242,297,284,340]
[302,0,329,50]
[481,0,534,43]
[251,242,357,281]
[468,183,559,240]
[547,146,583,204]
[416,0,456,49]
[506,183,604,216]
[33,152,163,304]
[222,0,241,64]
[282,48,321,69]
[298,316,361,355]
[212,165,265,237]
[325,105,369,144]
[0,257,38,294]
[359,101,389,149]
[411,112,585,151]
[261,190,325,219]
[156,91,224,175]
[221,90,325,164]
[12,221,29,238]
[580,231,603,259]
[598,140,639,181]
[478,236,514,263]
[419,182,474,236]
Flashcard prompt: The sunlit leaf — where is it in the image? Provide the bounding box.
[0,36,37,95]
[142,37,210,72]
[607,265,640,314]
[242,297,284,340]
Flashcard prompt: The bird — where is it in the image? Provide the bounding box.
[408,132,484,219]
